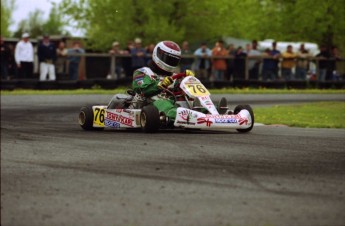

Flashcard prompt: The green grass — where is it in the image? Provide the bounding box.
[1,88,345,95]
[255,102,345,128]
[1,88,344,128]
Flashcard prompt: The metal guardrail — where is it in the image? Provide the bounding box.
[66,53,344,81]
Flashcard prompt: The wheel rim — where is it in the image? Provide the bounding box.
[78,111,86,125]
[140,112,147,127]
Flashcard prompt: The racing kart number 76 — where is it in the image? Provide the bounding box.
[78,72,254,133]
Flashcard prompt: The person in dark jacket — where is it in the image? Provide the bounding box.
[233,46,247,80]
[37,34,57,81]
[315,45,332,81]
[1,36,11,80]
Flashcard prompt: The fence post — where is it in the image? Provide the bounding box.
[245,57,249,80]
[110,55,116,79]
[316,58,320,82]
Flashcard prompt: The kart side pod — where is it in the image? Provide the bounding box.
[174,104,254,132]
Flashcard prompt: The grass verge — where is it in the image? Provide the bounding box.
[254,102,345,128]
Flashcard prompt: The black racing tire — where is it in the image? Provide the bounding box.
[217,97,228,115]
[234,105,254,133]
[79,106,94,130]
[140,105,161,133]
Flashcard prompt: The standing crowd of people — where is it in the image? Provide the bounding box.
[1,35,343,82]
[1,33,85,81]
[107,39,343,82]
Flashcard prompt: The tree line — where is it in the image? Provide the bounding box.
[1,0,344,53]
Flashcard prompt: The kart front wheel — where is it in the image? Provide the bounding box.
[140,105,160,133]
[234,105,254,133]
[217,97,228,114]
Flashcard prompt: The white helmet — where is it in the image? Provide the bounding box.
[152,41,181,74]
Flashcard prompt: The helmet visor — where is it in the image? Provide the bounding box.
[157,47,180,67]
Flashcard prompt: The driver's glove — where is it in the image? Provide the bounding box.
[158,76,173,89]
[185,69,195,77]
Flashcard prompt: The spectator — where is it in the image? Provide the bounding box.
[131,38,146,74]
[15,33,34,79]
[67,41,85,80]
[315,45,331,81]
[295,44,311,80]
[225,43,236,81]
[122,40,133,77]
[234,46,247,80]
[179,41,194,72]
[145,43,155,66]
[37,34,57,81]
[108,41,124,79]
[262,41,281,81]
[211,40,228,81]
[1,36,11,80]
[193,42,212,81]
[281,45,296,80]
[246,40,261,80]
[7,44,17,79]
[56,41,68,79]
[330,46,341,81]
[270,41,281,79]
[261,48,275,81]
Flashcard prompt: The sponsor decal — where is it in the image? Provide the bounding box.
[187,77,197,82]
[204,100,213,106]
[134,73,145,81]
[215,118,237,123]
[239,117,248,125]
[204,114,240,119]
[105,119,121,128]
[123,109,132,113]
[106,112,133,127]
[137,80,143,86]
[176,120,196,125]
[115,109,122,113]
[178,110,199,125]
[197,117,213,127]
[178,109,197,121]
[203,114,248,125]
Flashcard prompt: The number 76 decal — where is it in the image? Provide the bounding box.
[93,107,105,126]
[186,84,210,96]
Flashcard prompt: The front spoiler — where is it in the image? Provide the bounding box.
[174,107,252,129]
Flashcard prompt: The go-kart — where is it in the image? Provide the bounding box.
[78,72,254,133]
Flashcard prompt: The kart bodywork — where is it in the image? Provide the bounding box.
[78,74,254,133]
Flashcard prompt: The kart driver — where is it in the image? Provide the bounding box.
[131,40,195,121]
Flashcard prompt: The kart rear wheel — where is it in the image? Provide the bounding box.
[234,105,254,133]
[140,105,160,133]
[79,106,94,130]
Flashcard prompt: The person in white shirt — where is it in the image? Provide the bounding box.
[15,33,34,79]
[246,40,262,80]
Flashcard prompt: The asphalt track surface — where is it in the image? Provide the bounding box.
[1,94,345,226]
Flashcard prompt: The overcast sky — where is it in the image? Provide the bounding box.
[10,0,84,36]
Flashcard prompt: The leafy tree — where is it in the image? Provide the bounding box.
[13,9,45,38]
[13,4,70,39]
[58,0,345,53]
[1,0,15,37]
[58,0,234,50]
[43,4,70,36]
